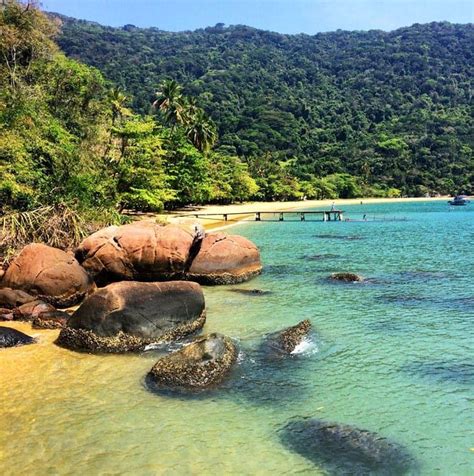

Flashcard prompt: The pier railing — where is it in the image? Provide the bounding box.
[183,210,345,222]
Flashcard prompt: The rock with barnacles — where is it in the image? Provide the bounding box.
[260,320,312,358]
[2,244,95,307]
[187,233,262,284]
[32,310,70,329]
[56,281,206,353]
[330,272,364,282]
[148,333,237,390]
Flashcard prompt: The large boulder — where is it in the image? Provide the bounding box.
[2,244,95,307]
[188,233,262,284]
[56,281,206,352]
[260,320,312,358]
[75,222,204,285]
[0,326,35,348]
[148,333,237,390]
[280,419,415,475]
[75,222,262,286]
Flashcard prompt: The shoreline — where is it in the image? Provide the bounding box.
[163,196,450,231]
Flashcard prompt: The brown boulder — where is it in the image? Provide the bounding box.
[75,222,204,285]
[13,300,56,321]
[0,308,14,321]
[0,288,37,309]
[188,233,262,284]
[3,244,95,307]
[148,333,237,390]
[56,281,206,352]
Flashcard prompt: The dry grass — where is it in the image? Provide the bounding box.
[0,204,130,268]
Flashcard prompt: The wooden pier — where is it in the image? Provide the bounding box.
[188,210,345,222]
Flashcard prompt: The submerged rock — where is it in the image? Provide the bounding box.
[0,326,35,348]
[2,244,95,307]
[187,232,262,284]
[261,320,312,358]
[330,272,364,282]
[148,333,237,390]
[56,281,206,352]
[302,254,340,261]
[280,419,415,475]
[315,234,362,241]
[401,360,474,385]
[229,288,272,296]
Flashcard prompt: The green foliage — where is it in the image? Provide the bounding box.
[56,17,474,195]
[207,153,259,203]
[0,1,268,223]
[111,115,174,211]
[2,0,472,235]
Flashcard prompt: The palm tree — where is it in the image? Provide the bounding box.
[109,87,129,125]
[152,79,186,126]
[186,108,218,153]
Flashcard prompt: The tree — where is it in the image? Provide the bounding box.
[186,108,218,153]
[152,79,186,126]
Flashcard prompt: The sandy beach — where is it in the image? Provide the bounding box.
[162,196,449,231]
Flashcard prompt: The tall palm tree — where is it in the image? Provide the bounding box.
[109,87,129,125]
[152,79,186,126]
[186,108,218,153]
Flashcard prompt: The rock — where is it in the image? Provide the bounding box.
[261,320,312,357]
[0,295,69,327]
[302,254,340,261]
[0,288,37,309]
[75,222,203,285]
[0,326,35,348]
[0,308,14,321]
[32,310,70,329]
[280,419,415,475]
[2,244,95,307]
[229,288,272,296]
[13,300,56,321]
[56,281,206,353]
[75,222,262,285]
[188,233,262,284]
[148,333,237,390]
[330,272,364,282]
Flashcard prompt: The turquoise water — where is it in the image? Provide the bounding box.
[1,200,473,475]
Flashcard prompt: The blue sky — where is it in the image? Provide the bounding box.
[43,0,473,33]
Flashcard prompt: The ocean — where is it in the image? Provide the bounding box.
[1,200,472,475]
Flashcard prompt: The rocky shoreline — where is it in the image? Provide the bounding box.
[0,219,418,472]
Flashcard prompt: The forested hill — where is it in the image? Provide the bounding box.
[56,17,473,195]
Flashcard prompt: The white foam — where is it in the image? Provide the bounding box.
[143,343,162,351]
[291,337,319,356]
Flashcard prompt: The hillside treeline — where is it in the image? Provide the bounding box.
[56,16,474,196]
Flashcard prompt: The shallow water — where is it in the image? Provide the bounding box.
[1,201,473,475]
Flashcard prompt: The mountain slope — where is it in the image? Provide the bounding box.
[56,17,474,194]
